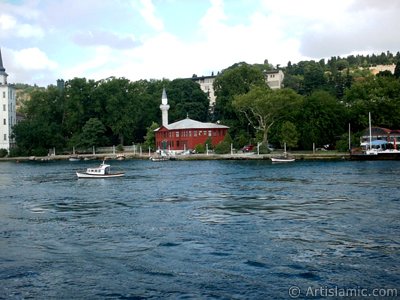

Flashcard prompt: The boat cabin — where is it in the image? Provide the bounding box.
[87,163,110,175]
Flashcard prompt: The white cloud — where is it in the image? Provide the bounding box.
[199,0,227,30]
[72,30,139,49]
[0,12,44,39]
[62,47,113,80]
[2,0,399,86]
[258,0,400,59]
[13,48,58,71]
[0,14,16,31]
[139,0,164,32]
[16,23,45,39]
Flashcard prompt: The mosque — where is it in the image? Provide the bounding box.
[154,88,228,151]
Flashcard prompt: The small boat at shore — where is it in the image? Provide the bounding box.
[271,157,295,163]
[271,143,295,162]
[116,154,125,160]
[150,156,170,162]
[69,155,81,162]
[76,161,125,178]
[150,150,173,162]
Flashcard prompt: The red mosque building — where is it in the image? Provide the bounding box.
[154,88,229,151]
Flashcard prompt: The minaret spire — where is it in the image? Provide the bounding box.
[160,87,170,127]
[0,48,8,85]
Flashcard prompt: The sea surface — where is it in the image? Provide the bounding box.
[0,159,399,299]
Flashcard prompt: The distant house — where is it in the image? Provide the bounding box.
[154,88,228,151]
[191,74,217,108]
[369,64,396,75]
[264,69,284,89]
[190,68,284,113]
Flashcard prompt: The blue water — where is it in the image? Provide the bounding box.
[0,159,399,299]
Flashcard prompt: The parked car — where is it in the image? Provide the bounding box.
[242,145,254,152]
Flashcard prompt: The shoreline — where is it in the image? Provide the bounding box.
[0,151,350,162]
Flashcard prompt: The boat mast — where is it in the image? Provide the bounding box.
[369,112,372,150]
[349,123,352,152]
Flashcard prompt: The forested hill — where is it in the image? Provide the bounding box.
[9,51,400,157]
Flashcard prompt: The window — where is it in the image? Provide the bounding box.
[208,130,212,136]
[2,92,5,98]
[3,119,5,125]
[176,131,179,137]
[194,131,197,137]
[2,104,5,111]
[3,134,6,141]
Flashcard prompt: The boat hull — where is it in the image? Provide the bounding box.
[76,172,125,179]
[271,157,295,162]
[350,152,400,160]
[150,157,170,162]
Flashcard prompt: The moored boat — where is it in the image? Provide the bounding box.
[76,161,125,178]
[350,113,400,160]
[150,156,170,162]
[69,155,81,162]
[271,143,295,162]
[271,157,295,163]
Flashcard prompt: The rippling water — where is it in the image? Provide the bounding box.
[1,159,399,299]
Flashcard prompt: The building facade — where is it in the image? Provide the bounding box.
[191,69,285,113]
[0,48,16,151]
[154,89,228,151]
[191,74,217,108]
[264,69,284,89]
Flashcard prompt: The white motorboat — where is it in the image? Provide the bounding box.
[76,161,125,178]
[271,157,295,163]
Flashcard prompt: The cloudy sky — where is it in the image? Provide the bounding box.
[0,0,399,86]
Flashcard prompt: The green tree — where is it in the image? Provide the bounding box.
[303,61,327,95]
[298,90,347,149]
[214,63,265,122]
[143,121,159,151]
[75,118,107,149]
[344,76,400,132]
[394,61,400,79]
[279,121,299,149]
[63,78,97,139]
[12,86,65,155]
[215,133,233,154]
[166,79,209,122]
[98,77,138,145]
[233,86,302,146]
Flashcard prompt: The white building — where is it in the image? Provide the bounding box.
[0,48,16,151]
[192,69,285,109]
[264,69,284,89]
[191,74,217,107]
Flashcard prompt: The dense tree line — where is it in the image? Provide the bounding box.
[12,77,208,156]
[10,51,400,156]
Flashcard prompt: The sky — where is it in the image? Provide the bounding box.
[0,0,399,87]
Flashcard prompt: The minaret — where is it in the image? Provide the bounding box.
[0,48,8,85]
[160,87,170,127]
